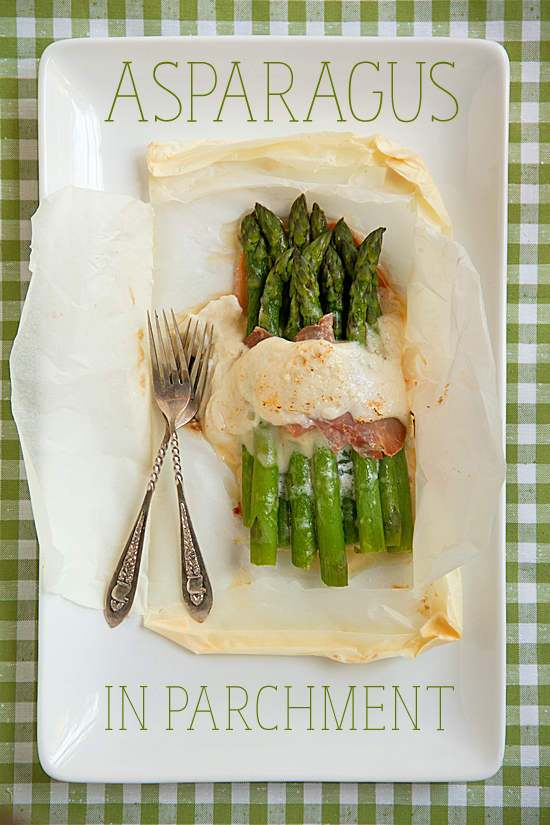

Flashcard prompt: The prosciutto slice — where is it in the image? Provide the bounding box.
[244,327,274,348]
[293,314,336,343]
[246,314,336,349]
[288,414,406,459]
[316,414,406,458]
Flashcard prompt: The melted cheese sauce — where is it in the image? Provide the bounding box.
[192,294,409,472]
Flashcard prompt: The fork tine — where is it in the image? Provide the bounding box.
[180,317,192,352]
[153,310,170,388]
[162,310,180,385]
[190,322,208,390]
[194,324,213,406]
[186,319,198,365]
[171,310,190,383]
[147,311,162,393]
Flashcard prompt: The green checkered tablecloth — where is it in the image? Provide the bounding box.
[0,1,547,823]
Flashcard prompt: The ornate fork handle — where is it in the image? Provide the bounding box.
[104,429,170,628]
[170,430,213,622]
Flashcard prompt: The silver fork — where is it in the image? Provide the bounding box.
[104,310,213,628]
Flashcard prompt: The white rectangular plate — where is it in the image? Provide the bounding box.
[36,35,508,783]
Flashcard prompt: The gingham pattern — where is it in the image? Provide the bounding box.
[0,2,547,823]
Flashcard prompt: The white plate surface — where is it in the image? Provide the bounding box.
[36,36,508,783]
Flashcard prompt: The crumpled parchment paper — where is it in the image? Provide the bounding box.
[10,132,505,662]
[10,187,155,613]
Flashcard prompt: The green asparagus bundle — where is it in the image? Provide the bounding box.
[240,197,414,584]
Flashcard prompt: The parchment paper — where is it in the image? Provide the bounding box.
[10,187,155,614]
[10,133,505,662]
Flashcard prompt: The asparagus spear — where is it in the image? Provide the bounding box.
[283,239,325,551]
[332,218,357,279]
[284,231,332,339]
[250,423,279,565]
[352,450,385,553]
[241,444,254,528]
[241,213,269,336]
[245,243,295,540]
[346,225,408,550]
[254,202,288,268]
[367,266,382,328]
[254,248,296,529]
[286,214,332,565]
[284,279,303,340]
[257,248,294,336]
[241,216,266,534]
[312,445,348,586]
[288,194,310,250]
[331,218,357,335]
[277,491,291,548]
[310,202,328,240]
[340,224,397,551]
[342,497,359,545]
[287,451,317,569]
[338,447,359,545]
[302,230,333,275]
[379,454,401,547]
[346,227,385,343]
[390,447,414,553]
[291,250,323,327]
[321,245,346,340]
[241,212,261,254]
